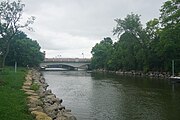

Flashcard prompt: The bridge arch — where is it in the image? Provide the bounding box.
[40,58,91,70]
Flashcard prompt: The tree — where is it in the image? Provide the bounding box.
[158,0,180,71]
[113,13,150,71]
[113,31,144,71]
[6,32,44,67]
[0,0,35,68]
[91,37,113,69]
[113,13,142,38]
[160,0,180,27]
[146,18,160,40]
[91,0,180,73]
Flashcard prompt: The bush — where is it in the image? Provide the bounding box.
[30,83,39,91]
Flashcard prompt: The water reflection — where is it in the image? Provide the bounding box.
[43,71,180,120]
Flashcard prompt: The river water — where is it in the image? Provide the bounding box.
[42,71,180,120]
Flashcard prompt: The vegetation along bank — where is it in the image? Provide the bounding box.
[0,67,34,120]
[91,0,180,75]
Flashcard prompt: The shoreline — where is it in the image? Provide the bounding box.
[93,69,176,79]
[22,69,76,120]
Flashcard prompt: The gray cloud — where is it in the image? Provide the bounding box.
[21,0,166,58]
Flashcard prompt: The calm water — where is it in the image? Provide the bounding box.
[42,71,180,120]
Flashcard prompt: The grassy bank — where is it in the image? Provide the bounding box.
[0,67,33,120]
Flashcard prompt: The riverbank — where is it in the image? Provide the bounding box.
[93,69,176,79]
[0,67,34,120]
[22,69,76,120]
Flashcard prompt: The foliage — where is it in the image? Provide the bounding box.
[0,0,35,68]
[30,83,39,91]
[91,0,180,73]
[113,13,142,37]
[91,37,113,69]
[160,0,180,27]
[5,31,44,67]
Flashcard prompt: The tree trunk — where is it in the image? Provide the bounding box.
[2,42,10,68]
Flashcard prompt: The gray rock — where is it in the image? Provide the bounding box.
[45,89,52,95]
[43,103,59,119]
[29,106,43,112]
[57,111,76,120]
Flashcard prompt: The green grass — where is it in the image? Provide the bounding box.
[0,67,34,120]
[30,83,39,91]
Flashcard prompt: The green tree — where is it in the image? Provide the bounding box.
[158,0,180,71]
[113,13,142,38]
[0,0,35,68]
[145,18,162,71]
[113,13,150,71]
[113,32,144,71]
[91,0,180,73]
[91,37,113,69]
[5,31,44,67]
[160,0,180,27]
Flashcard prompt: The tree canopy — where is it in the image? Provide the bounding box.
[5,31,44,67]
[0,0,43,68]
[91,0,180,73]
[0,0,35,68]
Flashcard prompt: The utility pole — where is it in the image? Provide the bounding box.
[15,61,17,73]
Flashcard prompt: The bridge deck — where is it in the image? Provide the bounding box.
[40,58,91,70]
[44,58,91,62]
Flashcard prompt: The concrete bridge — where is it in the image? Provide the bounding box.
[40,58,91,70]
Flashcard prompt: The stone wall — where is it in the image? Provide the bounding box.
[22,69,76,120]
[94,69,172,79]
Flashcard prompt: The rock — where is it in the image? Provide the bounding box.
[22,85,30,90]
[42,83,49,89]
[29,106,43,112]
[44,108,58,119]
[45,89,52,95]
[63,112,77,120]
[24,69,76,120]
[44,102,59,112]
[25,89,35,93]
[40,77,45,83]
[43,102,60,119]
[25,91,38,96]
[25,75,32,81]
[59,105,65,110]
[27,95,40,100]
[44,102,51,107]
[31,111,52,120]
[29,96,43,106]
[57,111,76,120]
[39,92,46,98]
[55,116,67,120]
[42,94,58,104]
[27,103,37,108]
[53,98,63,104]
[37,86,45,94]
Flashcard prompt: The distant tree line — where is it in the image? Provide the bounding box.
[91,0,180,73]
[0,0,44,68]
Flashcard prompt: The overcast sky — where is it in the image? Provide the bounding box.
[20,0,166,58]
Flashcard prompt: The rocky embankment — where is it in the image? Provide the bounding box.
[22,69,76,120]
[94,69,172,79]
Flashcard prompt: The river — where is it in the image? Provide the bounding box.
[42,71,180,120]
